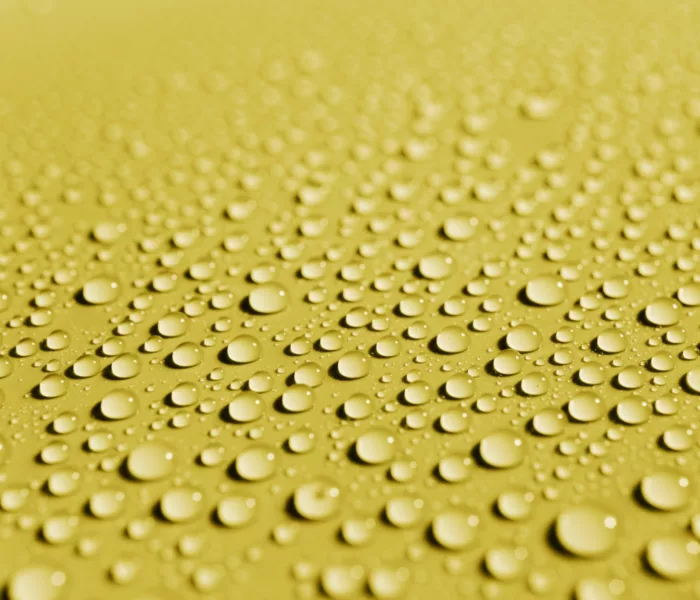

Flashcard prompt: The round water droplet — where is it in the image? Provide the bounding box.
[235,445,277,481]
[89,488,126,519]
[157,314,188,337]
[110,354,141,379]
[595,329,626,354]
[418,251,454,280]
[505,324,542,353]
[479,431,525,468]
[497,488,535,521]
[368,566,409,599]
[126,442,175,481]
[685,368,700,394]
[170,342,201,368]
[336,351,369,379]
[443,374,474,400]
[281,384,315,413]
[225,335,261,364]
[8,564,67,600]
[99,389,138,420]
[646,536,699,580]
[320,565,365,600]
[492,350,522,376]
[217,495,256,527]
[484,544,528,580]
[82,276,120,304]
[355,429,397,465]
[38,375,67,399]
[160,487,204,523]
[567,393,604,423]
[554,506,617,558]
[170,382,198,407]
[532,409,565,436]
[431,511,479,550]
[343,393,374,420]
[644,298,680,326]
[227,392,263,423]
[615,395,651,425]
[385,496,424,528]
[248,283,288,314]
[437,454,471,483]
[293,479,342,520]
[434,326,469,354]
[639,471,691,511]
[524,277,565,306]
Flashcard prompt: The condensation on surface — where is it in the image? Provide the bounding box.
[1,0,700,598]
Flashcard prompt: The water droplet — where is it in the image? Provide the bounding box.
[82,276,120,305]
[235,445,277,481]
[524,276,565,306]
[431,511,480,550]
[479,431,525,468]
[126,442,175,481]
[99,389,138,420]
[248,283,288,314]
[355,429,397,464]
[293,479,342,520]
[554,506,617,558]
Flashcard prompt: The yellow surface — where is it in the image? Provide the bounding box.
[1,0,700,598]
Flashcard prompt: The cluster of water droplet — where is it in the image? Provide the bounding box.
[2,1,700,599]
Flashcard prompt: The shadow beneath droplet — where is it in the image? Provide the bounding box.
[546,521,568,556]
[640,549,665,579]
[485,360,502,377]
[427,338,445,354]
[210,507,226,527]
[218,405,235,424]
[101,366,120,380]
[284,495,305,521]
[151,502,170,523]
[525,418,543,437]
[431,464,447,482]
[681,373,700,396]
[73,289,92,305]
[226,460,245,482]
[517,288,538,307]
[424,523,443,549]
[163,354,183,369]
[335,404,350,421]
[65,365,84,379]
[606,407,623,425]
[217,347,234,365]
[90,403,108,421]
[118,459,139,482]
[469,443,498,470]
[491,500,505,519]
[30,386,44,400]
[632,482,662,511]
[238,297,256,315]
[346,443,364,466]
[273,396,294,414]
[391,304,405,318]
[368,345,383,358]
[327,363,348,381]
[81,500,93,518]
[609,375,627,391]
[637,308,653,326]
